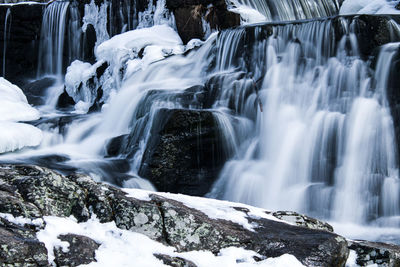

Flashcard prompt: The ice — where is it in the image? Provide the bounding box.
[340,0,400,15]
[37,215,304,267]
[229,6,267,24]
[65,60,106,105]
[82,0,110,48]
[0,77,40,122]
[0,78,42,154]
[0,122,43,153]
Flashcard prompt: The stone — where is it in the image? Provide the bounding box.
[348,240,400,266]
[0,217,48,266]
[272,211,334,232]
[139,108,230,196]
[154,254,197,267]
[54,234,100,267]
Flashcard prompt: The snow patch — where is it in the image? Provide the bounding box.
[37,216,304,267]
[124,188,287,231]
[340,0,400,15]
[0,213,44,227]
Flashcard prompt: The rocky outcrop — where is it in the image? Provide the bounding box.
[54,234,100,267]
[0,217,48,266]
[138,108,230,196]
[349,240,400,266]
[0,164,350,266]
[0,3,45,85]
[166,0,240,43]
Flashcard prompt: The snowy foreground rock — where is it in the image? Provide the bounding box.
[0,164,398,266]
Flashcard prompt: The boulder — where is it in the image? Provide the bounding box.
[139,108,229,196]
[348,240,400,266]
[154,254,197,267]
[0,217,48,266]
[54,234,100,267]
[0,164,350,266]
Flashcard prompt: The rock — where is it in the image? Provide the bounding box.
[167,0,240,43]
[348,240,400,266]
[105,134,129,157]
[0,164,350,266]
[54,234,100,267]
[0,165,89,221]
[0,217,48,266]
[154,254,197,267]
[22,77,56,106]
[272,211,334,232]
[57,89,76,109]
[0,3,45,85]
[139,108,230,196]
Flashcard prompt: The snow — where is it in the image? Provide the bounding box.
[65,60,106,105]
[82,0,110,47]
[123,188,286,231]
[0,122,43,153]
[37,215,305,267]
[340,0,400,15]
[0,213,44,227]
[96,24,184,63]
[0,78,42,154]
[229,6,267,24]
[0,77,40,122]
[345,250,359,267]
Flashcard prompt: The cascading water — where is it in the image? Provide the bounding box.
[227,0,340,22]
[209,19,400,229]
[37,1,70,78]
[2,8,11,78]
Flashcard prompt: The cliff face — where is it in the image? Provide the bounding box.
[0,3,44,85]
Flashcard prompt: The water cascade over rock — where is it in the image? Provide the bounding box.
[1,0,400,248]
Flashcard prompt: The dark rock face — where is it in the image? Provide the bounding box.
[54,234,100,267]
[154,254,197,267]
[348,240,400,266]
[0,164,350,266]
[139,108,229,196]
[0,217,48,266]
[166,0,240,43]
[0,3,45,85]
[22,77,56,106]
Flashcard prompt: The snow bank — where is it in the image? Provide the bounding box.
[0,122,43,154]
[0,78,42,153]
[340,0,400,15]
[96,24,184,65]
[38,216,305,267]
[0,77,40,122]
[229,5,267,24]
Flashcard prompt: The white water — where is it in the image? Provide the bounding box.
[1,0,400,245]
[2,8,10,77]
[37,1,70,78]
[228,0,340,23]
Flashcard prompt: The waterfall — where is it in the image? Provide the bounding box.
[227,0,340,22]
[2,8,11,78]
[208,19,400,227]
[37,1,70,78]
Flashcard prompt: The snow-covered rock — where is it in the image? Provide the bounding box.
[0,78,42,153]
[0,164,349,267]
[340,0,400,15]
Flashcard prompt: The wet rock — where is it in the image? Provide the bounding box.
[167,0,240,43]
[0,165,89,221]
[57,89,76,109]
[154,254,197,267]
[0,217,48,266]
[139,108,229,196]
[54,234,100,267]
[272,211,334,232]
[22,77,56,106]
[105,134,129,157]
[0,164,350,266]
[0,3,45,85]
[348,240,400,266]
